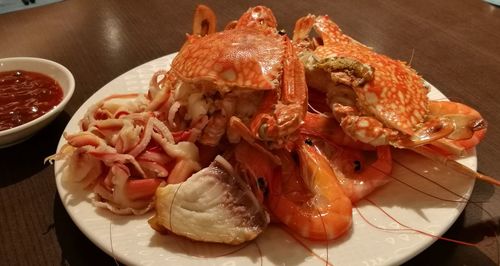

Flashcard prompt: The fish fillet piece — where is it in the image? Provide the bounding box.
[149,155,269,245]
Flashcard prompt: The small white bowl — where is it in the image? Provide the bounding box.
[0,57,75,148]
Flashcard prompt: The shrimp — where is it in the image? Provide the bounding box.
[321,143,392,203]
[234,138,352,241]
[298,112,393,202]
[272,139,352,240]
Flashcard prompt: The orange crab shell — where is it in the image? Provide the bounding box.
[312,16,429,135]
[170,27,285,91]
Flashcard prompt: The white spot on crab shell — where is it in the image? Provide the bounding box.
[365,92,379,105]
[221,68,237,82]
[405,95,412,104]
[357,120,370,128]
[413,109,424,122]
[388,103,398,111]
[380,88,387,98]
[398,105,406,113]
[412,110,420,120]
[410,115,417,125]
[397,91,405,104]
[355,129,367,140]
[391,73,398,83]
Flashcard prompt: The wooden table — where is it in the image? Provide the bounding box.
[1,0,499,265]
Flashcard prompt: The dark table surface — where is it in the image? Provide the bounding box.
[1,0,499,265]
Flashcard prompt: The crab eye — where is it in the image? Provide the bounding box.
[257,177,268,198]
[353,160,361,171]
[304,138,313,146]
[258,123,268,139]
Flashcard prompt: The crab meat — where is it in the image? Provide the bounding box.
[149,155,269,245]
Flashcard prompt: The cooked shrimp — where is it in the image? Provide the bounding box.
[321,143,392,203]
[269,139,352,240]
[299,112,393,202]
[235,137,353,241]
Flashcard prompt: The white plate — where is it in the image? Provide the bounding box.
[55,54,476,266]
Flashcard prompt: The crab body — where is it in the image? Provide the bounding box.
[154,6,307,148]
[293,15,485,153]
[172,27,284,92]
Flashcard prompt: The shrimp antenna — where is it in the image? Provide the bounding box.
[308,102,329,117]
[412,146,500,187]
[408,48,415,66]
[366,157,499,264]
[109,221,120,266]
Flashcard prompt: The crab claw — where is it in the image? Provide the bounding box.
[235,6,278,29]
[192,4,217,36]
[252,103,305,141]
[249,37,308,144]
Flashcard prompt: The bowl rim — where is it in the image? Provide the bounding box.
[0,57,75,137]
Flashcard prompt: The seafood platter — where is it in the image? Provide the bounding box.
[50,5,499,266]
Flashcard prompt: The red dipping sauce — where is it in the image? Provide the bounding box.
[0,70,63,131]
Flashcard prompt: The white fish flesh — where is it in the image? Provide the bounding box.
[149,155,269,245]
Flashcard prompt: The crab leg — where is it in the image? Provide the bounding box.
[249,37,307,142]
